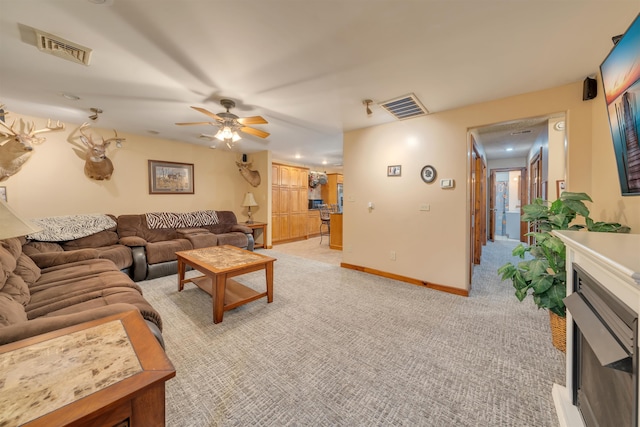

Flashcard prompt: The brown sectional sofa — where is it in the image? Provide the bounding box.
[0,237,163,346]
[117,210,254,280]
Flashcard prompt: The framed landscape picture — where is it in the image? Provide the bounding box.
[148,160,194,194]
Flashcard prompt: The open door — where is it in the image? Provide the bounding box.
[470,140,486,278]
[489,168,527,242]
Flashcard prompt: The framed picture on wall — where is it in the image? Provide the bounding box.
[387,165,401,176]
[0,186,6,202]
[148,160,194,194]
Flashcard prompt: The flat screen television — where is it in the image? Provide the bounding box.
[600,13,640,196]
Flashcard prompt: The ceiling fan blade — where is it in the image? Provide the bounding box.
[237,116,268,125]
[190,106,223,121]
[175,121,214,126]
[241,126,270,139]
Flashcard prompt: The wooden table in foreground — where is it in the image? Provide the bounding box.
[176,245,277,323]
[0,310,175,427]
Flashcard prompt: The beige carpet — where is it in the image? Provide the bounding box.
[270,236,342,266]
[138,240,564,426]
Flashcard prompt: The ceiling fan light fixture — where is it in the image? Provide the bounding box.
[215,126,237,141]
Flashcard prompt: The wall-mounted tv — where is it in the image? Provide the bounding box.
[600,13,640,196]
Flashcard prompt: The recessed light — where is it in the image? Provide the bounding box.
[505,147,514,152]
[295,154,301,159]
[322,160,327,165]
[61,93,80,101]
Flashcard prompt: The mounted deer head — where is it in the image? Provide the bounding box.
[0,111,65,181]
[236,161,261,187]
[0,117,64,150]
[79,122,124,180]
[0,140,34,181]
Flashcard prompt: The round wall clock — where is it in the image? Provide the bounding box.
[420,165,436,183]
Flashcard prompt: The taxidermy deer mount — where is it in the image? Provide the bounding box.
[0,108,65,181]
[236,161,261,187]
[78,122,124,181]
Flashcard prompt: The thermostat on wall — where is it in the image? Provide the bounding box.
[440,179,454,189]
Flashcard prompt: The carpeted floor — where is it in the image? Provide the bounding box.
[137,240,564,426]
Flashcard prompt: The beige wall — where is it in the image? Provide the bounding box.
[548,117,567,199]
[3,112,270,223]
[343,80,640,292]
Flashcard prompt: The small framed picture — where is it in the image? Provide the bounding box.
[387,165,401,176]
[148,160,195,194]
[0,186,6,202]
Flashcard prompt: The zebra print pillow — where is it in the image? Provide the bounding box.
[145,210,219,229]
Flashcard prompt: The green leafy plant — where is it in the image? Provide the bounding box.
[497,192,630,317]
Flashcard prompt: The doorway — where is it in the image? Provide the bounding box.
[489,168,526,242]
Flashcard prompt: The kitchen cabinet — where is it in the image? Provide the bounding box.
[272,163,309,243]
[321,173,343,211]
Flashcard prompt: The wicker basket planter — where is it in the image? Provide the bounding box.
[549,311,566,353]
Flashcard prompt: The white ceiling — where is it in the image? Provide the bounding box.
[0,1,638,167]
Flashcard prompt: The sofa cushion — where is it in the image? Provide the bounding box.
[31,259,120,290]
[1,272,30,306]
[185,233,218,249]
[62,230,119,250]
[15,254,41,287]
[145,239,192,265]
[0,294,27,327]
[215,232,248,248]
[22,241,64,255]
[29,248,99,269]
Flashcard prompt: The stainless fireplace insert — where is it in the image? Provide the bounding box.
[565,264,638,427]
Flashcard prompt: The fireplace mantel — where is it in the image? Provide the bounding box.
[553,230,640,427]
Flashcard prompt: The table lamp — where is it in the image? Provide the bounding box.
[242,192,258,224]
[0,199,41,240]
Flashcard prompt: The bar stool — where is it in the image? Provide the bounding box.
[319,204,331,244]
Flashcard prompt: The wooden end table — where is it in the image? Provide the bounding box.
[176,245,276,323]
[0,310,175,427]
[241,221,267,249]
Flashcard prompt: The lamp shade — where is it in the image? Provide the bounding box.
[0,199,41,240]
[242,192,258,207]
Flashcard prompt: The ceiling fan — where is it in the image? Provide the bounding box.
[176,99,269,148]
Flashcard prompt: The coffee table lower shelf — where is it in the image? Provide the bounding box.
[189,276,268,312]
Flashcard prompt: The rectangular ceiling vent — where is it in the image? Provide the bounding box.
[34,29,92,66]
[379,93,428,120]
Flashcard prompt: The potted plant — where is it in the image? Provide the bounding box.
[497,191,630,351]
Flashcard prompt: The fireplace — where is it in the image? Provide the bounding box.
[565,264,637,427]
[551,230,640,427]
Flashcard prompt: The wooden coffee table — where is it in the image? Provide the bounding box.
[176,245,276,323]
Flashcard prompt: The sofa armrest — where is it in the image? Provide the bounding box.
[29,248,99,269]
[231,224,252,234]
[130,246,148,282]
[119,236,148,247]
[0,303,139,345]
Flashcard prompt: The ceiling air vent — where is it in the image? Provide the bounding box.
[379,93,428,120]
[34,29,92,66]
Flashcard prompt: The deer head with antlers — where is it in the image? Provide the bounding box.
[0,111,65,181]
[79,122,124,181]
